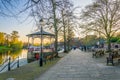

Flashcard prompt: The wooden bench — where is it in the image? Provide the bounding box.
[46,55,52,60]
[106,50,120,65]
[106,55,120,65]
[92,50,104,58]
[43,53,57,63]
[53,54,56,57]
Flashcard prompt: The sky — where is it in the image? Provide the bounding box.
[0,0,93,42]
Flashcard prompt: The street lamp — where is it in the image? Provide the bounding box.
[39,19,44,67]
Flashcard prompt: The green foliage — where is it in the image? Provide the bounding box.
[0,46,12,53]
[110,37,119,43]
[117,39,120,43]
[0,31,23,51]
[10,41,23,50]
[11,31,19,43]
[0,32,5,45]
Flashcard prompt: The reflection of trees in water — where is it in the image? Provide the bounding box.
[0,51,8,65]
[10,49,22,61]
[0,49,22,65]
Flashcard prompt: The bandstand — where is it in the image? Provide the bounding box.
[26,30,55,63]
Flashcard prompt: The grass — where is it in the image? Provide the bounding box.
[0,58,60,80]
[0,46,12,53]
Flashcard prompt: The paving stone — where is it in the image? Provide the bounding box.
[6,78,15,80]
[35,49,120,80]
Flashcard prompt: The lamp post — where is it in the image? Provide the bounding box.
[39,19,44,67]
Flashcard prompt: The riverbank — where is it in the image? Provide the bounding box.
[0,53,67,80]
[0,58,59,80]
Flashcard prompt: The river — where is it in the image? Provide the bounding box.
[0,49,28,73]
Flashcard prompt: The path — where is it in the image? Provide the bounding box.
[35,49,120,80]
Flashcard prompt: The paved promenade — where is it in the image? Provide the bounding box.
[35,49,120,80]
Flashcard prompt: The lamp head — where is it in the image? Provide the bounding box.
[39,19,44,26]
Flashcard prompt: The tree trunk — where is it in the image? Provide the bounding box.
[52,0,58,57]
[62,10,67,53]
[107,37,111,53]
[63,26,67,53]
[67,39,70,51]
[55,31,58,56]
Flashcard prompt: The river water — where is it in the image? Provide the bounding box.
[0,49,28,73]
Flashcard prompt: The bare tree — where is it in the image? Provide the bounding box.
[80,0,120,52]
[60,0,72,52]
[28,0,71,55]
[0,0,77,54]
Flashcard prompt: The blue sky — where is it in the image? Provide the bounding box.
[0,0,92,42]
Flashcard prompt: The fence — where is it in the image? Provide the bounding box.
[0,56,19,73]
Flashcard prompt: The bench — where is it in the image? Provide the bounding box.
[106,50,120,65]
[46,55,52,60]
[92,50,104,58]
[106,55,120,65]
[43,53,57,63]
[52,54,57,58]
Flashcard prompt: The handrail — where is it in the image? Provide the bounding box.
[0,58,8,66]
[10,57,19,69]
[0,56,19,73]
[0,64,8,72]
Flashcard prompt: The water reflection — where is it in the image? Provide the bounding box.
[0,49,28,65]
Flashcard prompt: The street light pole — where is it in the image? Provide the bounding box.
[39,19,44,67]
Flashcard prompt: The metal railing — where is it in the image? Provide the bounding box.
[0,56,19,73]
[0,58,8,67]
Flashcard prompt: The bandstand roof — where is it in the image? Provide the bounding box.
[26,30,55,37]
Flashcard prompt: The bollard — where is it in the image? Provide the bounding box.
[39,57,43,67]
[17,56,19,68]
[8,57,11,71]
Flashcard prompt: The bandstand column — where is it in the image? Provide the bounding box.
[50,36,52,48]
[27,37,30,48]
[32,37,34,45]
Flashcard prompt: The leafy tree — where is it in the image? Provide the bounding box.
[0,32,5,45]
[11,31,19,43]
[4,33,11,46]
[10,31,23,49]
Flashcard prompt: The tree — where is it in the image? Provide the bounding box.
[59,0,78,52]
[11,31,19,43]
[80,0,120,52]
[60,1,73,52]
[80,35,98,47]
[0,32,5,45]
[67,26,74,50]
[10,31,23,49]
[0,0,75,54]
[4,33,11,46]
[29,0,75,55]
